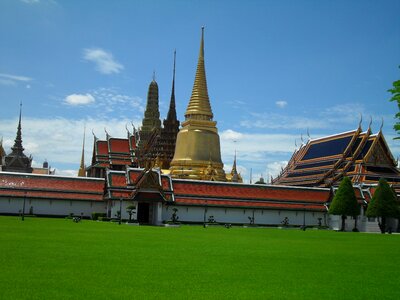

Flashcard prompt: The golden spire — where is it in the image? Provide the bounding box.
[78,125,86,177]
[170,27,226,181]
[185,27,213,120]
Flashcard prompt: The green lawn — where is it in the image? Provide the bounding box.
[1,216,399,299]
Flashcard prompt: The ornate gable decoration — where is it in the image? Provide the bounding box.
[134,168,163,191]
[365,137,394,166]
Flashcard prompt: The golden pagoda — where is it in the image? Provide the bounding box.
[170,28,226,181]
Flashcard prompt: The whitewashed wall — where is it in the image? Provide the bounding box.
[328,214,399,232]
[163,204,327,226]
[0,197,107,217]
[109,200,137,220]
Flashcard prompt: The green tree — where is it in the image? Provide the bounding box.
[329,177,360,231]
[389,69,400,138]
[366,178,400,233]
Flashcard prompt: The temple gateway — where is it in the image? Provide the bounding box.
[0,29,399,232]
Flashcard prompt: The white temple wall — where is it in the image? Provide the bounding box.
[163,204,327,226]
[328,214,399,232]
[0,197,106,217]
[109,200,138,220]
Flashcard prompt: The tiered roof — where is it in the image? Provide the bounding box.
[272,127,400,188]
[149,51,180,169]
[106,167,174,202]
[88,131,138,177]
[3,104,33,173]
[0,172,105,201]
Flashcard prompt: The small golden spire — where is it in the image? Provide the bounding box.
[185,27,213,120]
[78,125,86,177]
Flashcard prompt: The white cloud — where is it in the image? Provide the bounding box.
[55,169,78,177]
[220,129,244,141]
[0,73,33,86]
[266,161,288,179]
[20,0,40,4]
[91,87,144,117]
[220,129,311,182]
[0,117,142,176]
[83,48,124,74]
[64,93,95,106]
[275,100,287,108]
[240,112,326,130]
[239,103,370,130]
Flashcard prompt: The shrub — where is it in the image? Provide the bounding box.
[366,178,400,233]
[92,212,106,220]
[329,177,359,231]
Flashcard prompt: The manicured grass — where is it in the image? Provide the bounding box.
[1,216,399,299]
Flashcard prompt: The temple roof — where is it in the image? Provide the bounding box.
[106,168,174,202]
[0,172,104,201]
[89,132,137,172]
[106,167,331,211]
[3,104,33,173]
[272,127,400,187]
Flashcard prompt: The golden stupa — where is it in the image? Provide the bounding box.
[170,28,226,181]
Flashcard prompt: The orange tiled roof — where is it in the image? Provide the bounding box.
[108,138,130,154]
[0,172,105,201]
[172,180,330,204]
[96,140,109,156]
[105,168,331,209]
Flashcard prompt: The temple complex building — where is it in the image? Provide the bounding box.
[271,124,400,192]
[2,104,33,174]
[0,28,398,232]
[86,130,137,178]
[136,75,162,168]
[150,51,180,170]
[170,28,226,181]
[225,152,243,183]
[86,52,180,177]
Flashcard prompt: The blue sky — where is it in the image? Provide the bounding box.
[0,0,399,181]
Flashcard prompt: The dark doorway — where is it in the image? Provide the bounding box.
[137,202,150,224]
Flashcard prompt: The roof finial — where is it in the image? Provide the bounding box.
[368,116,372,131]
[307,128,310,140]
[358,113,363,129]
[152,70,156,81]
[379,117,384,132]
[173,49,176,79]
[300,133,304,144]
[91,129,98,141]
[78,124,86,177]
[104,127,110,138]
